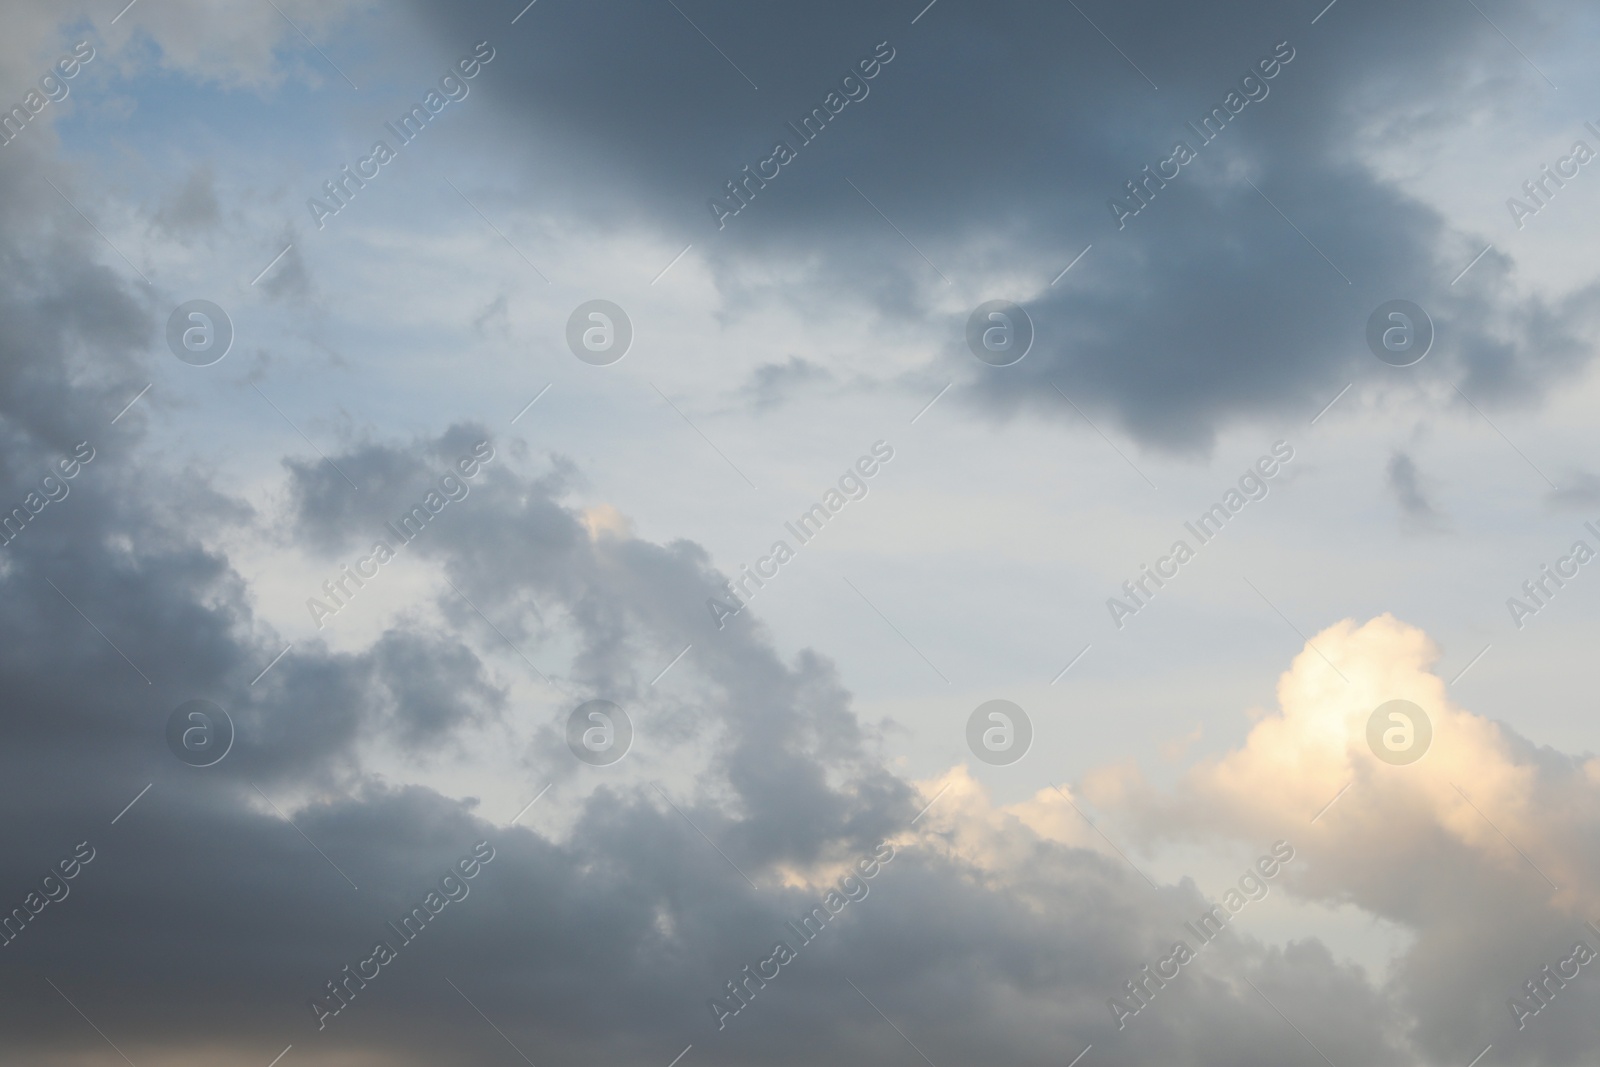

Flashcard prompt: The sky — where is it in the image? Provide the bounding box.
[3,0,1600,1063]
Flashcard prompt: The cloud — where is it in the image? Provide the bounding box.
[1546,470,1600,510]
[1387,450,1440,523]
[6,329,1592,1062]
[1094,614,1600,1065]
[0,357,1411,1063]
[472,291,510,336]
[150,163,222,241]
[741,356,833,409]
[6,2,1600,1063]
[258,227,313,302]
[407,0,1600,451]
[102,0,374,91]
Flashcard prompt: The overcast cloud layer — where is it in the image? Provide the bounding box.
[3,1,1600,1064]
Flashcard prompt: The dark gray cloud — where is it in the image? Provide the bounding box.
[0,359,1399,1064]
[1387,450,1439,522]
[409,0,1596,450]
[0,297,1580,1066]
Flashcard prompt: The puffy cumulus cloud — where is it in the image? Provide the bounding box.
[282,431,916,857]
[1093,614,1600,1065]
[904,765,1102,880]
[0,404,918,1061]
[407,0,1599,450]
[0,393,1408,1065]
[6,373,1573,1067]
[0,206,1565,1059]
